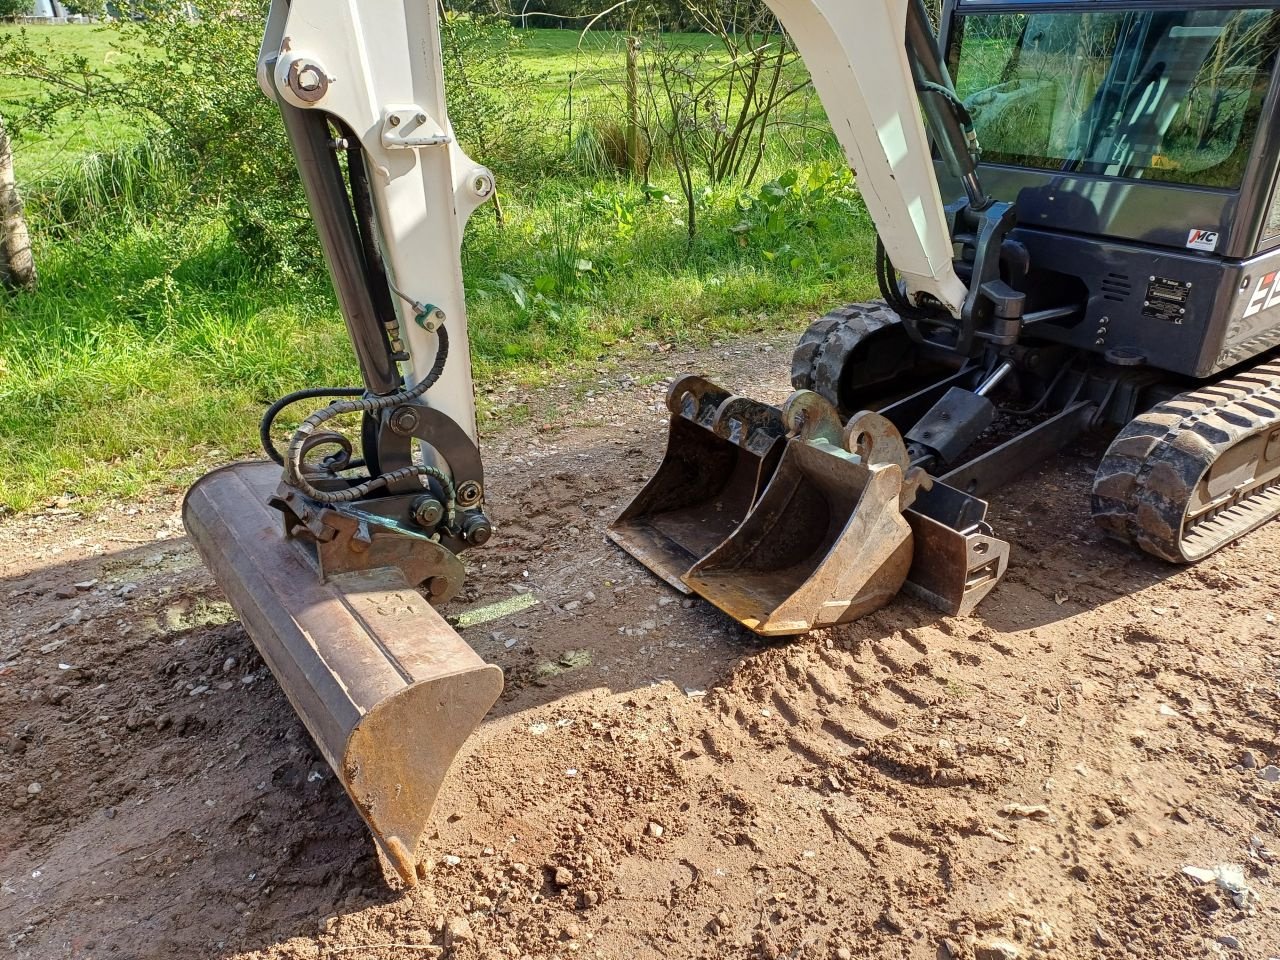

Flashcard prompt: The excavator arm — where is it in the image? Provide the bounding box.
[186,0,506,887]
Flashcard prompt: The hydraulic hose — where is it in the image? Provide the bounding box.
[260,387,364,466]
[285,325,457,526]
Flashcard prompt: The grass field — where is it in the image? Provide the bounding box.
[0,22,875,511]
[0,25,141,179]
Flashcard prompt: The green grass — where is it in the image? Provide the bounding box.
[0,26,876,512]
[0,24,142,180]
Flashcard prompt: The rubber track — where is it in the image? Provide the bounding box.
[1092,356,1280,562]
[791,302,903,410]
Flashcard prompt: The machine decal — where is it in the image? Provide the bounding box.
[1187,229,1219,252]
[1244,271,1280,319]
[1143,277,1191,323]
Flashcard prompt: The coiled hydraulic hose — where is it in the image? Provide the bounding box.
[284,325,458,526]
[260,387,364,467]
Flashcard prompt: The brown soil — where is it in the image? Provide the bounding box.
[2,333,1279,960]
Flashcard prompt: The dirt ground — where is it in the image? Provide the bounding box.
[2,332,1279,960]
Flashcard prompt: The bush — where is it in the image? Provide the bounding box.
[1,3,543,266]
[441,12,547,178]
[0,0,302,263]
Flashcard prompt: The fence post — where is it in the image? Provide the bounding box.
[626,35,640,176]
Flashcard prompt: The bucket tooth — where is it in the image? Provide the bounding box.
[609,375,786,591]
[183,461,502,885]
[683,394,916,636]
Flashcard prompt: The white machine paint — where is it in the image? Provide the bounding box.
[258,0,496,444]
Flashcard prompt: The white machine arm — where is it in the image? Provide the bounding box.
[764,0,969,317]
[258,0,492,442]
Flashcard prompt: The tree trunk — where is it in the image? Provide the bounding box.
[0,114,36,292]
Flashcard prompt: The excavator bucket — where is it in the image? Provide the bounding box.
[183,461,502,886]
[682,396,917,635]
[608,375,787,591]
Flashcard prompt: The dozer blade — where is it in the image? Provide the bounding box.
[183,462,502,886]
[683,396,918,636]
[608,375,786,591]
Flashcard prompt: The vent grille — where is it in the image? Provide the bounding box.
[1101,272,1132,303]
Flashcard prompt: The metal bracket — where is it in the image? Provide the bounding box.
[381,105,453,149]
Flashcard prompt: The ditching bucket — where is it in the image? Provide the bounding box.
[183,461,503,885]
[608,375,787,591]
[683,394,918,635]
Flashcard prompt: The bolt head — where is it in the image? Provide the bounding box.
[296,66,322,91]
[391,406,420,435]
[412,497,445,528]
[463,514,493,546]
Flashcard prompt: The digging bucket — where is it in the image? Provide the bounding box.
[608,375,787,591]
[682,394,918,636]
[183,461,502,886]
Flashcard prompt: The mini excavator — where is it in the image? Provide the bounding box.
[185,0,1280,883]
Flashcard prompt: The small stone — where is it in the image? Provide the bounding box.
[1173,807,1193,824]
[939,939,962,960]
[1201,891,1223,912]
[583,591,596,604]
[44,686,71,706]
[74,580,97,592]
[1217,936,1241,951]
[581,890,600,909]
[976,940,1021,960]
[104,807,115,820]
[54,585,78,599]
[321,915,339,935]
[443,855,461,867]
[222,656,238,674]
[26,782,41,796]
[189,685,209,697]
[1241,750,1259,769]
[880,907,904,934]
[836,949,852,960]
[562,922,581,940]
[154,714,171,731]
[444,916,473,946]
[1260,765,1280,783]
[646,821,664,839]
[554,866,574,887]
[563,601,581,612]
[1093,807,1115,827]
